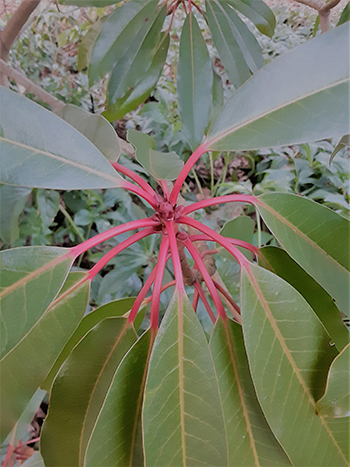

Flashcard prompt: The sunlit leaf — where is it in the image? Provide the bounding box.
[205,24,349,151]
[41,318,137,467]
[210,318,291,466]
[0,185,31,244]
[177,13,213,151]
[0,88,123,190]
[257,193,350,316]
[259,246,349,352]
[86,329,153,466]
[143,291,228,466]
[241,263,349,465]
[317,343,350,418]
[337,1,350,25]
[223,0,276,37]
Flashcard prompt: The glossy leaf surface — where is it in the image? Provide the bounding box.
[41,318,137,467]
[177,13,213,151]
[0,272,89,443]
[86,329,153,466]
[0,87,123,190]
[257,193,350,316]
[205,24,349,151]
[241,263,349,466]
[77,15,109,72]
[143,291,227,466]
[128,129,184,180]
[0,185,31,244]
[223,0,276,37]
[317,343,350,418]
[57,104,121,161]
[259,246,349,352]
[0,246,73,359]
[210,318,291,466]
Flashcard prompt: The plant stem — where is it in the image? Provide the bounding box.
[209,152,215,196]
[192,287,199,312]
[191,167,204,196]
[194,282,216,323]
[212,280,241,324]
[165,220,184,292]
[128,268,157,324]
[144,280,176,304]
[256,209,262,249]
[2,444,13,467]
[111,161,156,199]
[183,194,258,215]
[189,234,259,258]
[59,204,85,243]
[150,236,169,329]
[122,180,157,209]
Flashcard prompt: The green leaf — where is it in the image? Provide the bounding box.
[241,263,349,465]
[208,70,224,126]
[259,246,349,352]
[40,317,137,467]
[0,88,123,190]
[177,13,213,151]
[223,0,276,37]
[317,343,350,418]
[330,134,350,164]
[86,329,153,466]
[206,0,263,89]
[143,291,228,466]
[210,317,292,466]
[61,0,121,6]
[0,246,74,359]
[0,185,31,244]
[103,32,169,121]
[56,104,121,162]
[257,193,350,317]
[21,452,45,467]
[78,15,110,71]
[0,271,89,443]
[127,129,184,180]
[88,0,160,85]
[41,297,137,391]
[205,24,349,151]
[337,1,350,26]
[218,216,255,260]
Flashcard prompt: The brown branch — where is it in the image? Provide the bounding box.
[292,0,341,32]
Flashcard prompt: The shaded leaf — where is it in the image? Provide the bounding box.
[208,70,224,127]
[224,0,275,37]
[337,1,350,26]
[21,452,45,467]
[0,272,89,443]
[241,263,349,465]
[41,318,137,467]
[143,291,228,466]
[0,185,31,244]
[0,88,123,190]
[317,343,350,418]
[210,317,292,466]
[205,24,349,151]
[177,13,213,150]
[259,246,349,352]
[77,15,109,72]
[257,193,350,316]
[218,216,255,261]
[127,129,184,180]
[330,135,350,164]
[56,104,121,162]
[61,0,120,7]
[86,329,153,466]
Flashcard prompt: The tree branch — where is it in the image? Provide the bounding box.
[292,0,342,32]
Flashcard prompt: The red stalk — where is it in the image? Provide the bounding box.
[192,287,199,312]
[2,445,13,467]
[72,217,159,257]
[87,228,157,281]
[144,280,176,304]
[200,248,218,258]
[212,280,241,324]
[184,238,226,319]
[150,237,169,329]
[190,1,203,15]
[127,269,156,324]
[159,179,170,199]
[121,180,157,208]
[169,143,208,203]
[189,234,259,258]
[165,220,184,292]
[194,282,216,323]
[111,161,156,198]
[183,194,258,215]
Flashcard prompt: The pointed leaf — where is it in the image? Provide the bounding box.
[208,70,224,126]
[0,88,123,190]
[77,15,109,72]
[337,1,350,26]
[241,263,349,465]
[210,318,292,466]
[88,0,160,85]
[41,318,137,467]
[0,246,74,359]
[0,272,89,443]
[128,129,184,180]
[330,135,350,164]
[223,0,276,37]
[257,193,350,316]
[259,246,349,352]
[0,185,31,244]
[86,329,153,466]
[143,291,228,466]
[218,216,255,261]
[41,297,137,391]
[317,343,350,418]
[205,24,349,151]
[177,13,213,151]
[57,104,121,161]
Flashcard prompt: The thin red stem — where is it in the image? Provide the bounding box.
[182,0,188,14]
[184,238,226,319]
[159,179,170,199]
[213,280,241,323]
[200,248,218,258]
[145,280,176,304]
[189,234,259,258]
[72,218,159,257]
[122,180,157,209]
[183,194,258,215]
[2,445,13,467]
[128,269,156,324]
[188,0,191,13]
[87,228,157,281]
[150,237,169,329]
[165,220,184,292]
[194,282,216,323]
[111,161,156,198]
[192,287,199,312]
[167,2,177,31]
[191,0,203,15]
[169,143,208,203]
